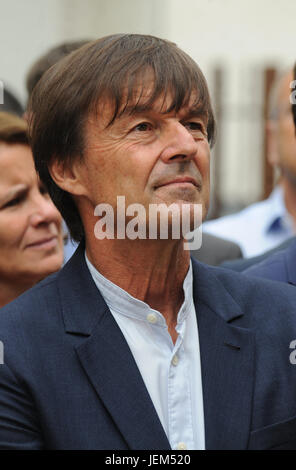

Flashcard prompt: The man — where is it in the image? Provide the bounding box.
[0,34,296,450]
[203,70,296,258]
[25,39,241,266]
[230,64,296,284]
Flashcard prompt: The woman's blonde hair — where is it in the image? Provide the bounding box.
[0,111,28,145]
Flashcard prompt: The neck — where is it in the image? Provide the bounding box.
[281,177,296,227]
[86,236,190,342]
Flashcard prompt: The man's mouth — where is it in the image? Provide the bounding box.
[155,176,201,190]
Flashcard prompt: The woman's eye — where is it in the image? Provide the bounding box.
[3,196,22,208]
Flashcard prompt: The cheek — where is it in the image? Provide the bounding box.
[130,142,161,185]
[0,213,27,274]
[88,143,151,200]
[196,144,210,178]
[84,142,126,194]
[0,213,26,249]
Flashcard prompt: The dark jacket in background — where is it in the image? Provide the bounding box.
[243,239,296,285]
[221,237,295,272]
[191,232,242,266]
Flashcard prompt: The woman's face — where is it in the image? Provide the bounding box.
[0,143,64,285]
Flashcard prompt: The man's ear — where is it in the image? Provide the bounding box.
[49,158,89,197]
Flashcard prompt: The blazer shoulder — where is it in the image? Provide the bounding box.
[0,271,61,334]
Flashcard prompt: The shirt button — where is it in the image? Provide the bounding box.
[147,313,157,324]
[172,354,179,366]
[177,442,187,450]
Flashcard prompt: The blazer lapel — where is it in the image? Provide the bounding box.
[75,310,171,450]
[58,244,255,450]
[191,260,255,450]
[58,244,170,450]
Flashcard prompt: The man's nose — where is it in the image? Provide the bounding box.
[159,121,198,163]
[29,193,62,227]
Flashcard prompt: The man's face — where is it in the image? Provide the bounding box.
[76,87,211,237]
[275,71,296,181]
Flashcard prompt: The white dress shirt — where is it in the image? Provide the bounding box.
[85,253,205,450]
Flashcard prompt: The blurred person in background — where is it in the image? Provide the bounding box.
[25,40,91,105]
[190,231,242,265]
[228,64,296,283]
[0,86,24,116]
[203,69,296,258]
[0,112,64,307]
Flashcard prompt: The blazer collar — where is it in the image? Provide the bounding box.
[191,259,255,449]
[57,242,170,450]
[57,241,104,335]
[191,259,245,322]
[57,243,254,450]
[58,242,246,334]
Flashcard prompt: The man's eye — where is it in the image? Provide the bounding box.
[185,122,204,132]
[133,122,153,132]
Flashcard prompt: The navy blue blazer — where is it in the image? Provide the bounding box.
[244,240,296,285]
[1,243,296,450]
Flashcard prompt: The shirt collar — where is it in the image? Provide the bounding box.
[85,251,194,327]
